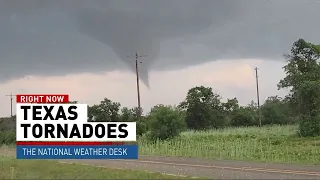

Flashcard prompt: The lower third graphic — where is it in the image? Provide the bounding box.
[16,142,138,159]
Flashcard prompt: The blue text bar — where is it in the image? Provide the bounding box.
[16,145,138,159]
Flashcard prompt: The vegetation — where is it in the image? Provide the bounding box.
[147,105,186,140]
[0,156,190,179]
[278,39,320,136]
[1,38,320,164]
[139,125,320,165]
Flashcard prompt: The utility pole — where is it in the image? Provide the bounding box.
[254,67,261,127]
[127,51,147,117]
[5,93,16,117]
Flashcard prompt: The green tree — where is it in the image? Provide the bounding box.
[230,107,257,127]
[223,98,239,112]
[119,106,147,136]
[87,105,95,121]
[221,97,239,127]
[87,98,121,122]
[136,116,148,136]
[278,39,320,136]
[119,107,135,122]
[180,86,225,130]
[232,101,259,127]
[131,107,142,118]
[148,105,186,140]
[260,96,292,125]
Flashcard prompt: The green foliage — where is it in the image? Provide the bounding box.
[0,116,15,130]
[230,107,258,127]
[222,98,258,127]
[223,98,239,112]
[181,86,225,130]
[298,115,320,137]
[119,107,135,122]
[147,105,186,140]
[136,116,148,136]
[278,38,320,137]
[119,106,148,136]
[0,130,15,144]
[139,125,320,165]
[88,98,121,122]
[260,96,293,125]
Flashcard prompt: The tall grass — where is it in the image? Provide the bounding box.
[139,125,320,164]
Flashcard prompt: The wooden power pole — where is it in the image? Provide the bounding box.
[254,67,262,127]
[5,93,16,117]
[127,51,147,117]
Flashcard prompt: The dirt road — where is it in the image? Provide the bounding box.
[1,147,319,179]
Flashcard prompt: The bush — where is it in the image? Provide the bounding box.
[186,106,212,130]
[136,116,148,136]
[148,105,186,140]
[0,116,16,130]
[261,104,286,125]
[0,130,16,145]
[230,108,258,127]
[298,115,320,137]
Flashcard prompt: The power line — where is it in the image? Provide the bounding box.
[254,67,261,127]
[126,51,147,117]
[5,93,16,117]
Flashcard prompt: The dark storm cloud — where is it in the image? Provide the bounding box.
[0,0,319,87]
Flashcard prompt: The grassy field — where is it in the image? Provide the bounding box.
[139,125,320,165]
[0,156,191,179]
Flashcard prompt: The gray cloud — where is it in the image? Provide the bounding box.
[0,0,319,87]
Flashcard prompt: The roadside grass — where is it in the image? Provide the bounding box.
[139,125,320,165]
[0,156,191,179]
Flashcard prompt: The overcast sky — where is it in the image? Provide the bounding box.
[0,0,319,117]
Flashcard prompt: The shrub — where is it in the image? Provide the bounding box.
[0,130,16,145]
[298,115,320,137]
[148,105,186,140]
[230,107,258,127]
[136,116,148,136]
